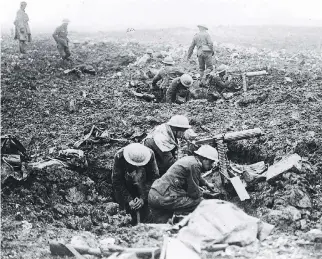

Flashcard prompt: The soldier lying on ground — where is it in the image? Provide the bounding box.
[205,65,240,101]
[148,145,218,223]
[166,74,193,104]
[112,143,159,224]
[143,115,191,176]
[53,19,71,61]
[151,56,184,102]
[14,1,31,54]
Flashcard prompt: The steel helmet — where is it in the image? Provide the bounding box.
[167,115,191,129]
[162,56,175,65]
[146,49,153,54]
[184,129,198,140]
[123,143,151,166]
[180,74,193,87]
[197,24,208,30]
[217,64,228,74]
[62,19,70,24]
[194,145,219,161]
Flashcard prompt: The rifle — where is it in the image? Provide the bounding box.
[191,128,263,201]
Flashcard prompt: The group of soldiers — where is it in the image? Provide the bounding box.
[14,1,71,59]
[137,25,237,104]
[112,115,219,224]
[13,2,234,225]
[14,1,236,103]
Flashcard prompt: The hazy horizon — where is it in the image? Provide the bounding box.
[1,0,322,34]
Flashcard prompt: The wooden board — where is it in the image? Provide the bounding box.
[230,177,250,201]
[266,154,301,181]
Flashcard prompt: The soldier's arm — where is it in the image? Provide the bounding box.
[151,70,162,86]
[52,27,60,41]
[187,36,196,59]
[112,154,133,204]
[141,152,160,201]
[166,79,179,103]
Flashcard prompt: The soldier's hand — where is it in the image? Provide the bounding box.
[132,197,144,210]
[129,200,136,210]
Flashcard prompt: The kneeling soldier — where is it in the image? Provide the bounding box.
[112,143,159,224]
[148,145,218,223]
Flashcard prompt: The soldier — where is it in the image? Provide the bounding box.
[143,115,191,176]
[134,49,154,67]
[187,25,214,79]
[166,74,193,104]
[53,19,71,60]
[112,143,159,224]
[207,65,240,101]
[148,145,218,223]
[14,1,31,54]
[151,56,184,102]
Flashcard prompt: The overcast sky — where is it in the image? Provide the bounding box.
[1,0,322,32]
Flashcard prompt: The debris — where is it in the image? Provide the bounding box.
[284,77,293,83]
[165,237,200,259]
[57,149,88,169]
[304,229,322,242]
[64,64,96,77]
[130,90,155,102]
[177,200,274,247]
[266,154,302,181]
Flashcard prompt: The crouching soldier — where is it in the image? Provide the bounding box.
[151,56,184,102]
[207,65,240,101]
[112,143,159,224]
[148,145,218,223]
[166,74,193,104]
[144,115,191,176]
[53,19,71,60]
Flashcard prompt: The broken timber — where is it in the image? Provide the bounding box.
[266,153,301,181]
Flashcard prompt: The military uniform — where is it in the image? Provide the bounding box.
[148,156,207,223]
[187,31,214,77]
[53,24,71,60]
[151,67,184,102]
[14,9,31,53]
[166,77,191,104]
[143,123,178,176]
[112,147,159,223]
[207,74,236,101]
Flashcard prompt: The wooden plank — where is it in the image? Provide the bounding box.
[266,154,301,181]
[245,70,268,77]
[230,177,250,201]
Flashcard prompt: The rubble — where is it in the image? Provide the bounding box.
[1,30,322,259]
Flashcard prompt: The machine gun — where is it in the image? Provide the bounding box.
[191,128,263,201]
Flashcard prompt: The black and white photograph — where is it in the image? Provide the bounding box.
[1,0,322,258]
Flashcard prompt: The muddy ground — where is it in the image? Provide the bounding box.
[1,28,322,258]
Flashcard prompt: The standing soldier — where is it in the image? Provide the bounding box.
[53,19,71,60]
[187,25,214,79]
[14,1,31,54]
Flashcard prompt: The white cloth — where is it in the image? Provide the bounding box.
[146,123,178,152]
